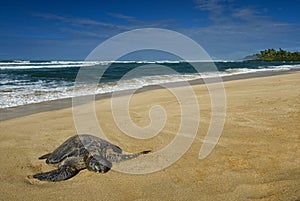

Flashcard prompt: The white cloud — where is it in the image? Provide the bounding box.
[194,0,233,11]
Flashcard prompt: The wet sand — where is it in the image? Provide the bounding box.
[0,72,299,200]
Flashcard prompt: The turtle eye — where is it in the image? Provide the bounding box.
[94,164,100,172]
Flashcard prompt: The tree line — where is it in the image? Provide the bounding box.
[248,48,300,61]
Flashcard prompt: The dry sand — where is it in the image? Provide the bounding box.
[0,72,299,201]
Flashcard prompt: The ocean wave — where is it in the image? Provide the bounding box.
[263,64,300,70]
[1,62,300,108]
[224,64,300,76]
[0,63,98,69]
[0,60,212,69]
[0,73,201,108]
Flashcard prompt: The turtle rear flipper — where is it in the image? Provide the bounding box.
[33,166,79,182]
[38,153,51,160]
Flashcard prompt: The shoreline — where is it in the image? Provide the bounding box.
[1,69,299,121]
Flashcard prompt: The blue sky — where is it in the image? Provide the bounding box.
[0,0,300,60]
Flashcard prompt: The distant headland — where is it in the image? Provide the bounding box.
[245,49,300,61]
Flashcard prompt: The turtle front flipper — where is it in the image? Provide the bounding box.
[86,155,112,173]
[33,157,85,182]
[33,166,79,182]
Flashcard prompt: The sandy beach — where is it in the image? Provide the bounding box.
[0,72,299,201]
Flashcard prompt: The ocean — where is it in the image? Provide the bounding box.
[0,60,300,109]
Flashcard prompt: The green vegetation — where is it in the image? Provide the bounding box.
[246,49,300,61]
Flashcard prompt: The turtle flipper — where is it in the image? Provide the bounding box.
[33,157,85,181]
[118,150,151,162]
[33,166,79,182]
[38,153,51,160]
[86,155,112,173]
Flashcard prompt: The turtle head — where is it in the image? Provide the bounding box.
[86,156,112,173]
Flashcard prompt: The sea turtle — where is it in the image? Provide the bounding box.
[33,134,150,182]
